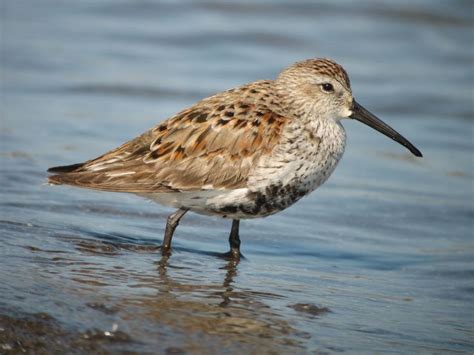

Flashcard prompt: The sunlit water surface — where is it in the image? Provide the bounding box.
[1,0,473,353]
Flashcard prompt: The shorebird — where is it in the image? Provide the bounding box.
[48,58,422,258]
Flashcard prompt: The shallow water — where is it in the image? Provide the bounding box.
[1,0,473,353]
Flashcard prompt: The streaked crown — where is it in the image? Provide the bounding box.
[277,58,351,92]
[293,58,351,90]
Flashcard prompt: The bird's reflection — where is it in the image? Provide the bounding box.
[156,252,240,308]
[219,258,239,307]
[63,236,301,348]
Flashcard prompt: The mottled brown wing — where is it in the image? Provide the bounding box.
[48,84,290,192]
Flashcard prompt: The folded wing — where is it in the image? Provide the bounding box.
[48,84,290,193]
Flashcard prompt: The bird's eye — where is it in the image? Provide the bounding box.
[321,83,334,93]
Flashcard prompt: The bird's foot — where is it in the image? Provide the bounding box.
[157,244,172,257]
[220,248,244,260]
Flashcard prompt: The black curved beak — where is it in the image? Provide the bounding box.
[350,100,422,157]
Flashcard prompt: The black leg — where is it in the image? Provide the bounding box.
[228,219,241,259]
[160,208,188,255]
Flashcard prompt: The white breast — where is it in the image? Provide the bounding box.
[249,118,346,194]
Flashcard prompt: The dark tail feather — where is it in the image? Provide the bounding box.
[47,163,85,174]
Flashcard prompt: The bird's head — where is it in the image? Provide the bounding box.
[276,58,422,157]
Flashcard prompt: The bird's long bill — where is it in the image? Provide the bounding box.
[350,100,422,157]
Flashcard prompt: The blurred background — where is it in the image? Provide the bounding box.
[1,0,473,353]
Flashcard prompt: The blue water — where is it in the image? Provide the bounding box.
[1,0,473,353]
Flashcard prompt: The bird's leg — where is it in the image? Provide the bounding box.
[228,219,241,259]
[160,208,188,255]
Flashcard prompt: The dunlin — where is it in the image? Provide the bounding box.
[48,58,422,258]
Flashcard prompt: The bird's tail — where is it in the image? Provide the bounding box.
[47,163,85,185]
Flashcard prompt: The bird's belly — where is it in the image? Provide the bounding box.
[141,153,341,219]
[205,142,345,219]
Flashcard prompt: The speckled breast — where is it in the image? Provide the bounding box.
[215,120,346,219]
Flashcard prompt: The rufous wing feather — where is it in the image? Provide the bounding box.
[48,81,290,192]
